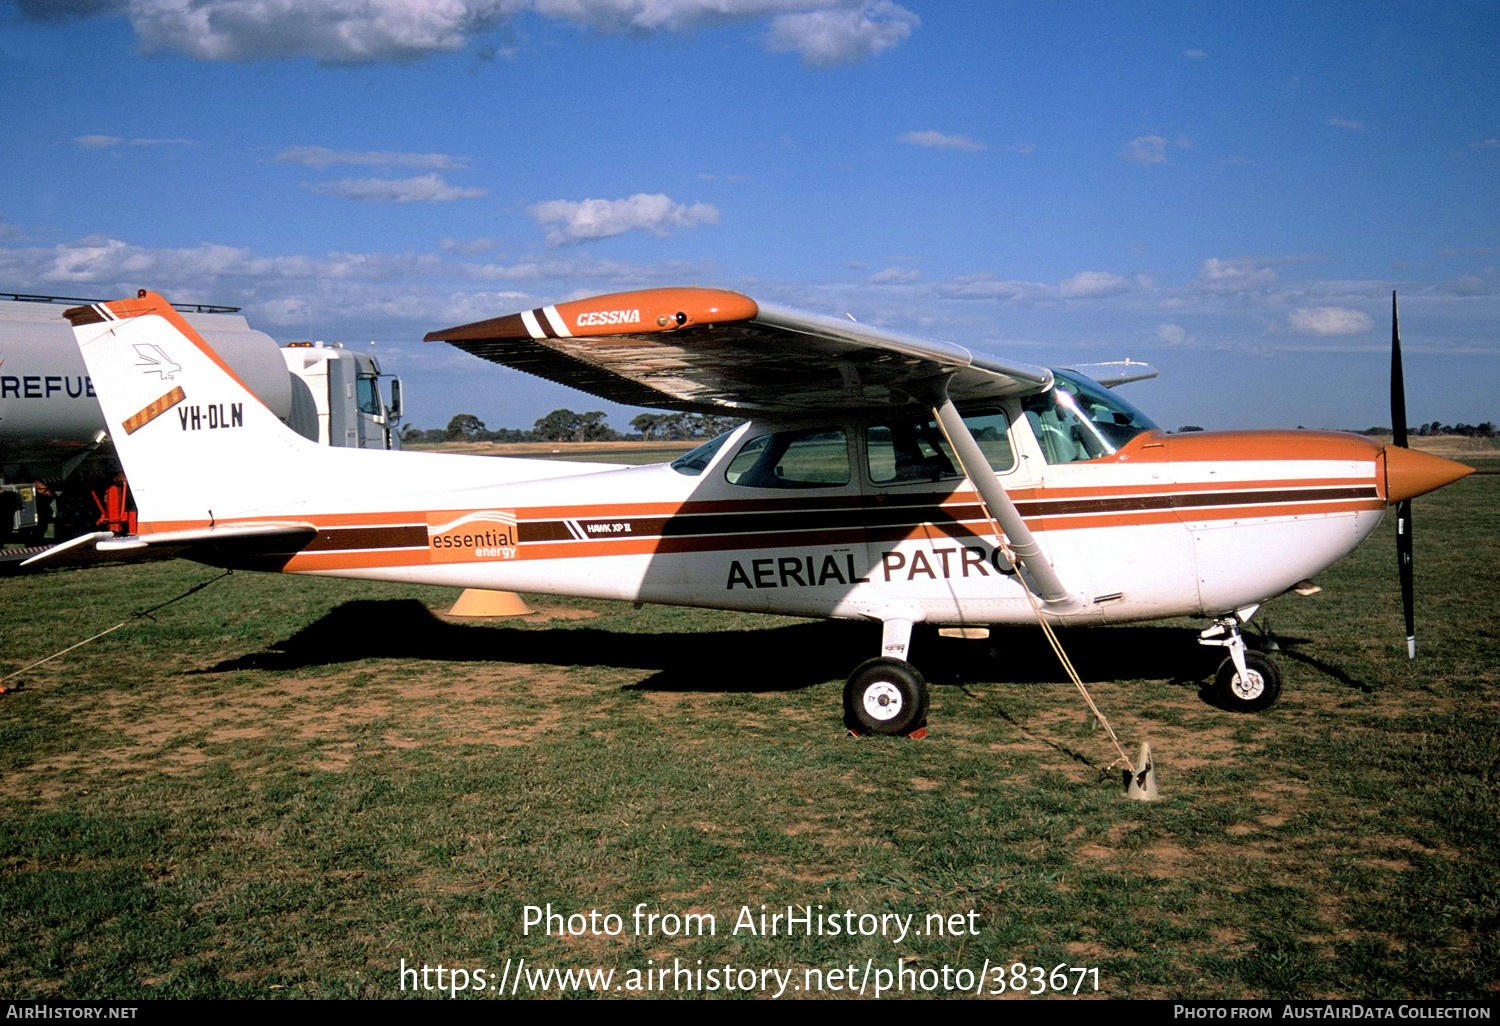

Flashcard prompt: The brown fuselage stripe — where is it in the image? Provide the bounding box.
[201,485,1382,574]
[301,526,429,551]
[281,484,1376,550]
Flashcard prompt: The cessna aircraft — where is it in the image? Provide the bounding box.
[40,288,1472,735]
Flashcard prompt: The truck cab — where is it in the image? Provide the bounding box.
[280,341,403,450]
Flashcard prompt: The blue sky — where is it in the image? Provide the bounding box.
[1,0,1495,434]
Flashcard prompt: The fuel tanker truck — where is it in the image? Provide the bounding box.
[1,292,402,566]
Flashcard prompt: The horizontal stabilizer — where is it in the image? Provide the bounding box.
[1063,360,1159,388]
[20,522,316,568]
[95,522,317,551]
[18,531,115,567]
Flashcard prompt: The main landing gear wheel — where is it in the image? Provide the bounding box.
[1215,651,1283,713]
[844,657,929,736]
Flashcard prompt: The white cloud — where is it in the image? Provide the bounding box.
[870,266,920,284]
[276,146,469,170]
[441,237,501,255]
[0,235,458,287]
[1121,135,1167,165]
[1326,117,1364,131]
[1447,273,1499,296]
[898,130,985,152]
[76,134,198,149]
[1007,143,1037,155]
[1287,306,1374,336]
[1196,257,1279,293]
[0,233,711,329]
[1057,270,1128,298]
[1184,48,1207,60]
[935,274,1036,302]
[527,193,719,245]
[766,0,918,67]
[1156,323,1192,345]
[128,0,520,63]
[49,0,916,66]
[303,174,488,203]
[530,0,809,33]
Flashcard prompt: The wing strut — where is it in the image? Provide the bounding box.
[932,399,1086,614]
[934,398,1148,793]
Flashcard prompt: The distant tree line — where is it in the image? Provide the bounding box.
[410,411,1493,447]
[1174,423,1495,437]
[1356,422,1495,438]
[401,409,742,445]
[628,412,744,440]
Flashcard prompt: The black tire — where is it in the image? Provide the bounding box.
[844,657,929,736]
[1215,651,1283,712]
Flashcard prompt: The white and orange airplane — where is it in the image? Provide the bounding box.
[41,288,1472,735]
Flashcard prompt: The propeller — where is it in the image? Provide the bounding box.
[1390,291,1415,659]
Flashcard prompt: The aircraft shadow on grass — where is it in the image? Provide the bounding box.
[182,598,1364,700]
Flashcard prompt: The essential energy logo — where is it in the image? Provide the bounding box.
[427,510,520,562]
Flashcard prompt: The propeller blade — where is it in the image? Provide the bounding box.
[1397,497,1415,659]
[1391,291,1416,659]
[1391,291,1408,448]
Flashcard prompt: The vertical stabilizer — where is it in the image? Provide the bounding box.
[66,291,320,528]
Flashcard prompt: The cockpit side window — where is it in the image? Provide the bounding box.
[866,408,1014,483]
[724,427,850,488]
[1022,371,1158,464]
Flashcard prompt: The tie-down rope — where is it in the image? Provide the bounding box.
[931,415,1135,773]
[1,569,234,690]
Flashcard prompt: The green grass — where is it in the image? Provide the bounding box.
[0,472,1495,1000]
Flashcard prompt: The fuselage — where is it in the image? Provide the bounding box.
[144,402,1399,628]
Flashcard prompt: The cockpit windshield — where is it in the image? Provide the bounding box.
[1022,370,1159,464]
[669,429,736,476]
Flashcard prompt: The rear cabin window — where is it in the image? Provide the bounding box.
[865,409,1014,483]
[724,428,850,488]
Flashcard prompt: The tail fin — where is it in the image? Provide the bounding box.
[67,291,319,528]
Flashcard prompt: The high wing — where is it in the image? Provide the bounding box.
[425,288,1054,415]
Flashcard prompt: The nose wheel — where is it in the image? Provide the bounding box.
[1214,649,1282,712]
[1200,612,1284,712]
[844,657,929,736]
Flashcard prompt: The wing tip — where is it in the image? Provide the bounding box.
[427,287,757,344]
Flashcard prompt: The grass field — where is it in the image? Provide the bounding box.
[0,454,1495,1000]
